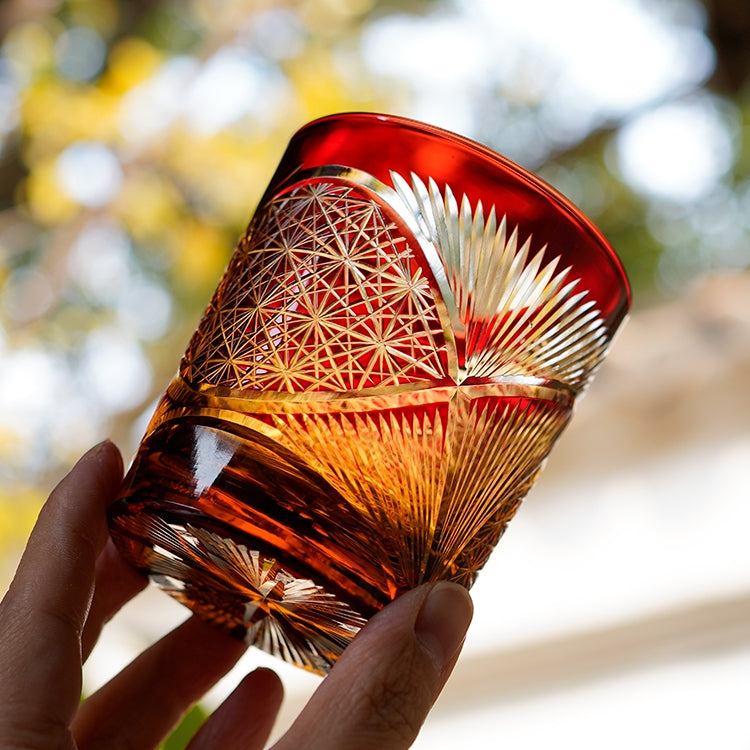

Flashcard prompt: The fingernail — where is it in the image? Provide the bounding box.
[414,582,473,671]
[88,438,113,455]
[86,439,123,475]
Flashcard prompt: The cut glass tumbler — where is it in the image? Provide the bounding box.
[109,113,631,674]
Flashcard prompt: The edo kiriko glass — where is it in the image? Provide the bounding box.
[108,112,631,674]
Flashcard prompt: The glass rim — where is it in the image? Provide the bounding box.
[290,111,632,308]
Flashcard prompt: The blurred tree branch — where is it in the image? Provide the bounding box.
[702,0,750,94]
[0,0,58,41]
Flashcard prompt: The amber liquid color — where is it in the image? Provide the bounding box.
[109,113,630,674]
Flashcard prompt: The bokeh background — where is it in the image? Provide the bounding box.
[0,0,748,747]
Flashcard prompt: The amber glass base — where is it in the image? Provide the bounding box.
[109,377,570,673]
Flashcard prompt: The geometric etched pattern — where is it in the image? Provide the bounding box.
[183,180,448,392]
[182,170,609,395]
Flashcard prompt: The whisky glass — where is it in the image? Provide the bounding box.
[109,113,630,674]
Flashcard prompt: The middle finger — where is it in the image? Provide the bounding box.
[72,615,247,750]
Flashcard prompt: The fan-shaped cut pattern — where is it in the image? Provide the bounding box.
[390,172,610,388]
[268,392,570,591]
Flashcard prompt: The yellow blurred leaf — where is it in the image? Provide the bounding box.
[24,158,79,224]
[3,20,59,78]
[114,167,184,242]
[21,80,120,159]
[100,37,164,95]
[0,485,44,592]
[300,0,376,34]
[66,0,120,36]
[0,492,43,551]
[164,128,282,227]
[169,219,231,290]
[285,45,374,122]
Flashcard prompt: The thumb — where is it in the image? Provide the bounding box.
[274,582,473,750]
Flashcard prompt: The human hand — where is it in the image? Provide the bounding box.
[0,441,473,749]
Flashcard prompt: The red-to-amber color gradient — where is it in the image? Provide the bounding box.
[109,113,631,674]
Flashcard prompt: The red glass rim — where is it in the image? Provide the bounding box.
[270,111,631,332]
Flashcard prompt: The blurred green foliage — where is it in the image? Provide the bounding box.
[159,704,209,749]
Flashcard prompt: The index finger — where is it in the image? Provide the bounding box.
[0,441,123,731]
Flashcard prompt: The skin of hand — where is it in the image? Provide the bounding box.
[0,441,473,750]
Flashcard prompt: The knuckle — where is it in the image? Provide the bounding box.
[358,645,434,746]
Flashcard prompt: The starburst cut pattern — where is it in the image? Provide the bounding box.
[113,512,367,674]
